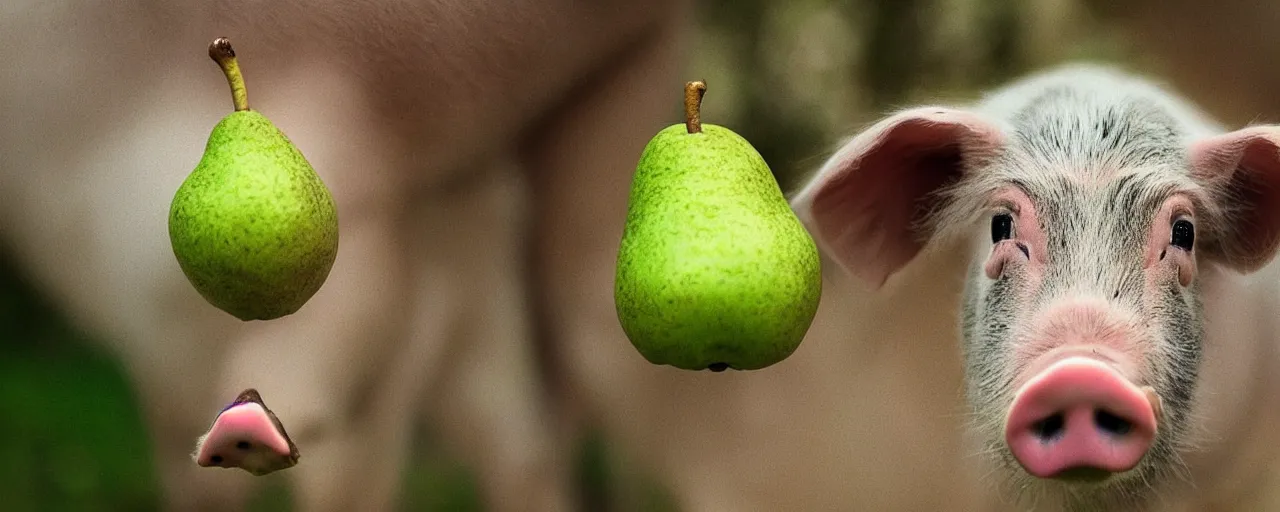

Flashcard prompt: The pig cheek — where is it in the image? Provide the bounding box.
[1143,261,1188,317]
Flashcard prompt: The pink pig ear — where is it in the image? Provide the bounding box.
[790,107,1006,288]
[1189,126,1280,273]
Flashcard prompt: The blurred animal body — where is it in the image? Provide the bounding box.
[0,1,687,510]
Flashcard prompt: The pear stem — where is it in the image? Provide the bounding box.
[208,37,249,112]
[684,80,707,134]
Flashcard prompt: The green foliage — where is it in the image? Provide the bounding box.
[0,254,160,512]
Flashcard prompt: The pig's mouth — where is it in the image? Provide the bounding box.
[1047,466,1115,483]
[1002,352,1163,483]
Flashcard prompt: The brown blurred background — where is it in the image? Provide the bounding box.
[3,0,1278,510]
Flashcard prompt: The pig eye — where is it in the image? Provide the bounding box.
[991,213,1014,243]
[1171,219,1194,250]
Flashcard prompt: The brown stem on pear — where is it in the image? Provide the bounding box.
[208,37,249,112]
[684,80,707,134]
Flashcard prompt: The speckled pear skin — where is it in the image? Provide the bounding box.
[169,110,339,321]
[614,123,822,371]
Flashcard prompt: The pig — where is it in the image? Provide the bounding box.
[0,1,687,511]
[786,63,1280,510]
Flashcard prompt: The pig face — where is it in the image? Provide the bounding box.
[791,68,1280,509]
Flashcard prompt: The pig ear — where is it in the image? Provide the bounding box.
[790,107,1006,288]
[1189,126,1280,272]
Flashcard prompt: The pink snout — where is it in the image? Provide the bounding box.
[1004,357,1159,480]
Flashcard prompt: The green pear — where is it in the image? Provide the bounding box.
[614,80,822,372]
[168,38,339,321]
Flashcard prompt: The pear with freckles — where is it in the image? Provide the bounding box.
[169,37,339,321]
[614,80,822,372]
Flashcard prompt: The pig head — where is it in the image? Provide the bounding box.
[792,64,1280,510]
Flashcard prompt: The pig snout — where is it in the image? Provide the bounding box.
[1004,357,1159,481]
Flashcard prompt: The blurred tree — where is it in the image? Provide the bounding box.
[0,251,160,512]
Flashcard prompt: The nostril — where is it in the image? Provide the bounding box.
[1031,413,1066,441]
[1094,409,1133,436]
